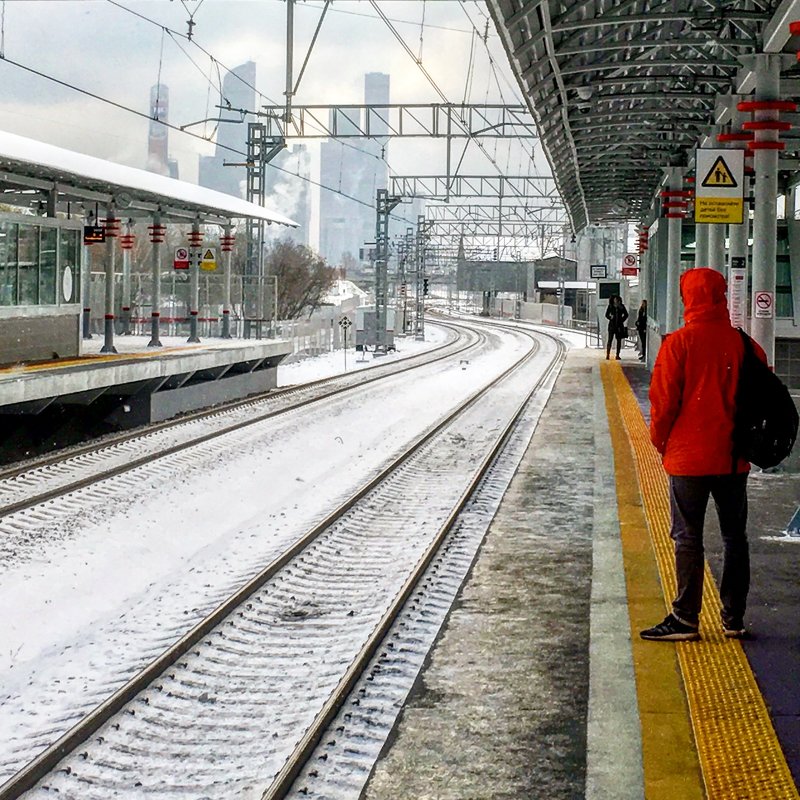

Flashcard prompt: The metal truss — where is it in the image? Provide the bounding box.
[485,0,788,229]
[427,219,566,238]
[257,104,538,139]
[425,204,568,225]
[390,175,559,200]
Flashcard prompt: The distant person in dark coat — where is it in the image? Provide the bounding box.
[636,299,648,362]
[605,295,629,360]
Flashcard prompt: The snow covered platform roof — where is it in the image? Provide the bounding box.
[0,129,296,227]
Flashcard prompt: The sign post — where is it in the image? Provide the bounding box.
[695,148,745,224]
[339,314,352,371]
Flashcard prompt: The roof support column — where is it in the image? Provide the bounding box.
[707,219,727,272]
[665,167,685,333]
[221,223,234,339]
[188,219,202,344]
[726,96,751,324]
[749,53,782,367]
[694,223,709,267]
[82,234,92,340]
[148,213,164,348]
[120,219,133,335]
[100,208,118,354]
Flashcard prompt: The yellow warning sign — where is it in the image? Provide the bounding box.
[701,156,738,188]
[200,247,217,272]
[694,197,744,225]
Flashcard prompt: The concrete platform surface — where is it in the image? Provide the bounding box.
[364,347,800,799]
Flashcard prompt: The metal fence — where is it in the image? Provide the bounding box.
[87,271,362,358]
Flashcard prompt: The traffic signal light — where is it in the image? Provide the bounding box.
[423,278,429,295]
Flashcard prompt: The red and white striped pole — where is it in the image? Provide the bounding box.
[220,225,235,339]
[148,215,166,348]
[100,211,120,353]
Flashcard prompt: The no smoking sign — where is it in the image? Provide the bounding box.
[754,291,773,319]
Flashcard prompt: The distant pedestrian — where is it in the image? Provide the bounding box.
[605,295,629,360]
[636,299,648,362]
[641,268,767,642]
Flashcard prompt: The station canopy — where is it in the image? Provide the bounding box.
[0,129,297,227]
[486,0,798,231]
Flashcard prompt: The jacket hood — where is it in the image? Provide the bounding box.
[680,267,730,324]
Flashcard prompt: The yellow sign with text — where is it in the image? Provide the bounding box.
[694,196,744,224]
[200,247,217,272]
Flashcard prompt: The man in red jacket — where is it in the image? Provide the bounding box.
[640,268,767,641]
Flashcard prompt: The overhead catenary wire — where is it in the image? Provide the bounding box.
[106,0,405,191]
[0,53,417,226]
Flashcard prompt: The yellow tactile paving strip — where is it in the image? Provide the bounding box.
[0,346,200,375]
[602,360,799,800]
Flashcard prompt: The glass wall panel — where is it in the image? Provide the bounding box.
[17,223,39,305]
[59,228,80,304]
[39,226,57,305]
[0,222,18,305]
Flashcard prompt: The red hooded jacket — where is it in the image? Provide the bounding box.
[649,268,768,476]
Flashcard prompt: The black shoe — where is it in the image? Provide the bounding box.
[722,619,747,639]
[640,614,700,641]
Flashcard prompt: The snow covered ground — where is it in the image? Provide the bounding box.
[0,319,585,784]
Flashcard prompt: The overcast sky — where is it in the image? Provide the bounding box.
[0,1,543,173]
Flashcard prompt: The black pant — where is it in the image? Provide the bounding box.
[637,329,646,359]
[606,329,624,357]
[669,474,749,627]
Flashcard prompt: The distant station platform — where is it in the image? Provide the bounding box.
[0,336,291,427]
[363,346,800,800]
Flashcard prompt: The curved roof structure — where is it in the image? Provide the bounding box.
[486,0,797,231]
[0,129,297,227]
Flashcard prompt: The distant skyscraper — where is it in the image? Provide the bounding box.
[199,61,256,197]
[147,83,179,178]
[318,73,390,266]
[265,144,312,246]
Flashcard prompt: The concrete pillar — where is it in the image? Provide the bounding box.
[188,219,201,343]
[665,167,685,333]
[707,222,727,272]
[727,95,751,327]
[100,209,118,354]
[694,223,709,267]
[750,54,781,367]
[148,212,163,348]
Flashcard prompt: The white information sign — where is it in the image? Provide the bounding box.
[728,266,747,329]
[754,290,774,319]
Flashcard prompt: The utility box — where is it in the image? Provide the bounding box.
[356,307,396,351]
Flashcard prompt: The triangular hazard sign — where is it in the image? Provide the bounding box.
[701,156,737,188]
[202,248,215,261]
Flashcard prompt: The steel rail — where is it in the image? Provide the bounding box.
[0,323,560,800]
[262,328,567,799]
[0,323,478,521]
[0,324,462,482]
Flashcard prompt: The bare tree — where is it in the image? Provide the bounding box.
[265,238,336,320]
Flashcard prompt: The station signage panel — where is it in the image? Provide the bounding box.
[694,148,745,225]
[590,264,607,279]
[83,225,105,245]
[729,257,747,328]
[621,253,638,276]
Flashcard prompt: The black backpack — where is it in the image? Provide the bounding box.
[732,329,799,469]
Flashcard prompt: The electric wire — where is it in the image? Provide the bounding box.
[366,0,530,204]
[105,0,404,192]
[0,54,416,226]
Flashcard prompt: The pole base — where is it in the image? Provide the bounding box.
[187,336,201,344]
[147,339,163,348]
[99,345,118,354]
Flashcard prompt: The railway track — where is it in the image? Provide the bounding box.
[0,323,565,799]
[0,322,474,521]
